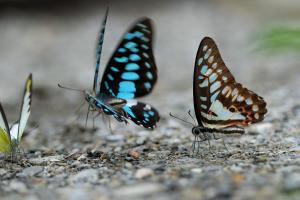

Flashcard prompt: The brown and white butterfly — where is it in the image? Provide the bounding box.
[181,37,267,148]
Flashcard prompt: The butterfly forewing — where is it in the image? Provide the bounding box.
[193,37,267,129]
[14,74,33,142]
[93,8,109,94]
[100,18,157,99]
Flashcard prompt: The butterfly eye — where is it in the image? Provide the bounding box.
[192,128,201,136]
[229,107,236,112]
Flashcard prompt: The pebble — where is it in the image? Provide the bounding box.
[29,155,64,165]
[70,169,99,184]
[106,134,125,142]
[283,173,300,192]
[191,168,203,174]
[17,166,44,177]
[135,168,154,179]
[136,137,146,145]
[114,183,164,198]
[128,150,140,160]
[7,180,28,193]
[250,122,274,134]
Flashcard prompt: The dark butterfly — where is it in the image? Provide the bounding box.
[60,9,159,129]
[171,37,267,151]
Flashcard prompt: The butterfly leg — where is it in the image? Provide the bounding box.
[191,135,196,155]
[205,133,214,154]
[197,135,203,155]
[108,117,113,134]
[85,104,91,128]
[221,137,230,154]
[213,133,221,140]
[75,99,86,116]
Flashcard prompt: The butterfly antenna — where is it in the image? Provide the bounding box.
[188,110,197,126]
[58,84,84,93]
[169,112,194,127]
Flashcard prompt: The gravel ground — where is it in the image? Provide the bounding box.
[1,1,300,200]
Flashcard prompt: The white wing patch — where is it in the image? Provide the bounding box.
[10,123,19,140]
[17,74,32,142]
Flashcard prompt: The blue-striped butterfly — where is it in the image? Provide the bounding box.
[0,74,33,156]
[59,9,159,129]
[171,37,267,151]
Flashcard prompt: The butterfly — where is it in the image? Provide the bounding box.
[0,74,33,156]
[60,9,159,129]
[171,37,267,151]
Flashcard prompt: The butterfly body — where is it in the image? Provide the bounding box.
[84,91,128,123]
[78,9,159,129]
[0,74,32,156]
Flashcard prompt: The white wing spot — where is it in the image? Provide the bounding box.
[252,105,258,112]
[231,88,238,97]
[201,104,207,109]
[200,96,207,101]
[222,76,228,82]
[212,63,218,69]
[198,58,203,65]
[208,56,214,63]
[222,86,231,95]
[203,45,208,51]
[199,79,209,88]
[237,95,245,102]
[245,98,253,105]
[205,68,213,76]
[254,113,259,119]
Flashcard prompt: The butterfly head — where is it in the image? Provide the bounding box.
[83,91,97,107]
[191,126,201,136]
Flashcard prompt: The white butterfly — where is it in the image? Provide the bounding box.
[0,74,32,154]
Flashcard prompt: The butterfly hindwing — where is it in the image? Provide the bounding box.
[100,18,157,99]
[0,103,12,153]
[122,100,159,129]
[193,37,267,129]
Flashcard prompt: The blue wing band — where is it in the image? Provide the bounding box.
[100,17,157,99]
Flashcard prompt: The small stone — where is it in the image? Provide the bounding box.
[70,169,99,184]
[29,155,64,165]
[147,152,157,159]
[253,155,268,163]
[136,137,146,145]
[135,168,154,179]
[77,154,87,161]
[8,180,28,193]
[106,134,125,142]
[191,168,203,174]
[283,174,300,192]
[250,122,273,133]
[0,168,7,176]
[17,166,44,177]
[114,183,163,198]
[128,150,140,160]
